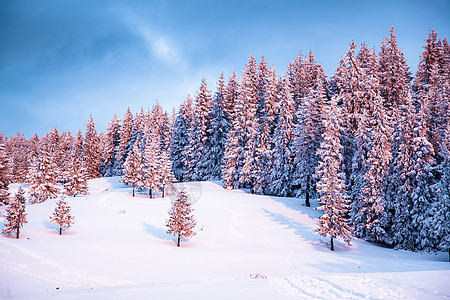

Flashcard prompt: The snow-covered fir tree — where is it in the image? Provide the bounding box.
[28,149,60,204]
[293,78,326,206]
[5,133,30,183]
[316,96,352,251]
[203,73,231,180]
[83,116,101,179]
[378,26,412,119]
[392,100,437,251]
[223,56,258,190]
[249,59,278,194]
[56,131,75,184]
[183,78,212,181]
[101,114,121,177]
[166,185,197,247]
[50,196,75,235]
[170,95,193,182]
[115,108,134,174]
[64,154,89,197]
[414,30,449,167]
[426,125,450,260]
[143,127,161,198]
[270,77,296,197]
[158,150,176,198]
[0,140,10,205]
[2,187,27,239]
[223,72,239,122]
[121,141,144,197]
[151,102,172,153]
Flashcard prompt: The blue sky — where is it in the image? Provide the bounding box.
[0,0,449,138]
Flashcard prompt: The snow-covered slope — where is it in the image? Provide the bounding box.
[0,177,449,299]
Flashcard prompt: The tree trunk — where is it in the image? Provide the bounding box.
[149,188,152,199]
[330,237,334,251]
[132,185,135,197]
[162,185,165,198]
[59,227,62,235]
[16,226,20,239]
[305,175,311,207]
[177,235,181,247]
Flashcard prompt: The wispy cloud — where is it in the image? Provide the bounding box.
[118,9,187,70]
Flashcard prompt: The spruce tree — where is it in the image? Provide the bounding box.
[166,185,197,247]
[0,141,10,205]
[223,56,258,190]
[28,150,59,203]
[293,78,325,206]
[121,141,144,197]
[116,108,134,174]
[6,133,30,183]
[316,96,352,251]
[50,196,75,235]
[249,59,278,194]
[2,187,27,239]
[64,154,89,197]
[183,78,212,181]
[170,95,193,181]
[158,150,176,198]
[83,116,101,179]
[101,114,121,177]
[143,128,161,198]
[203,73,230,180]
[270,77,296,197]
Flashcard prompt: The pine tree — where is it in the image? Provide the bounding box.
[2,187,27,239]
[56,131,75,184]
[143,127,161,198]
[428,125,450,260]
[101,114,121,177]
[83,116,101,179]
[204,73,230,180]
[28,149,59,203]
[414,30,449,162]
[158,150,176,198]
[183,78,212,181]
[50,196,75,235]
[223,72,239,123]
[378,26,412,119]
[166,185,197,247]
[170,95,193,182]
[115,108,134,174]
[64,154,89,197]
[293,78,326,206]
[151,102,172,153]
[393,103,437,251]
[270,77,296,197]
[121,141,144,197]
[316,96,352,251]
[223,56,258,190]
[5,133,30,183]
[249,59,278,194]
[0,141,10,205]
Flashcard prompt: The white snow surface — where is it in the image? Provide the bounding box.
[0,177,449,299]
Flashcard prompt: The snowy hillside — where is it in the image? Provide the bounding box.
[1,177,449,299]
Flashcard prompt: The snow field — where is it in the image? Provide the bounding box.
[0,177,449,299]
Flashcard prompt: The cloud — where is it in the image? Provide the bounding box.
[117,9,187,70]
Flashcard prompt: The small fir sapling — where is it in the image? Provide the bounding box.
[166,185,197,247]
[50,196,75,235]
[2,187,27,239]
